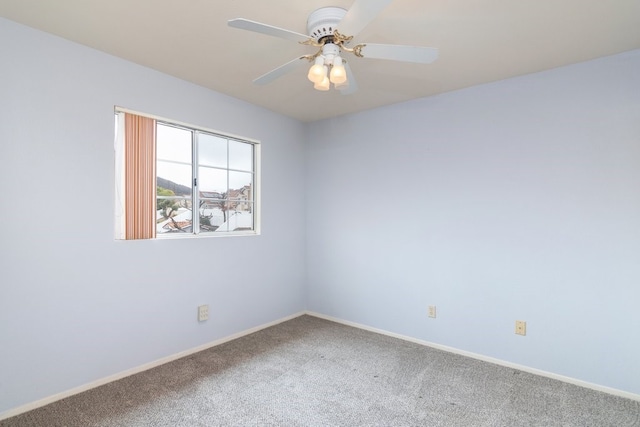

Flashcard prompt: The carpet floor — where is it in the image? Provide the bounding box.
[1,315,638,426]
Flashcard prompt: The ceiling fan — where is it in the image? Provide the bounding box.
[228,0,438,94]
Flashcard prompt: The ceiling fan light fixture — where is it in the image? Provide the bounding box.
[230,2,439,96]
[329,56,347,85]
[314,75,331,91]
[307,56,326,84]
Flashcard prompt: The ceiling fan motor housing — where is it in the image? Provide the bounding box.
[307,7,347,42]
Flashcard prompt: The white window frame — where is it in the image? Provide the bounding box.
[115,107,261,239]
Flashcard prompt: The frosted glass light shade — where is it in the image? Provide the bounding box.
[307,57,326,84]
[314,75,330,91]
[329,56,347,85]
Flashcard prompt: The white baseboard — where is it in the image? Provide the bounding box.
[0,311,305,421]
[305,311,640,402]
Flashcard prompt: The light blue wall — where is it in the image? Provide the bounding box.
[1,14,639,415]
[306,50,640,394]
[0,18,307,413]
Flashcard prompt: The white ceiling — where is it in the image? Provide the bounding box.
[1,0,639,122]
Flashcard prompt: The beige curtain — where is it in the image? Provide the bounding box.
[124,113,156,240]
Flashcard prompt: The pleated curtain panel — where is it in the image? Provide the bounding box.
[115,112,156,240]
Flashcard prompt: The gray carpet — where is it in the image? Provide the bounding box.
[1,315,638,426]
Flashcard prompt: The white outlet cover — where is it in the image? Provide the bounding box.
[428,306,436,318]
[198,305,209,321]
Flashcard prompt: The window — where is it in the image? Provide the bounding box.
[115,109,260,239]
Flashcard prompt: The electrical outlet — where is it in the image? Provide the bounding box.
[198,305,209,322]
[428,305,437,318]
[515,320,526,336]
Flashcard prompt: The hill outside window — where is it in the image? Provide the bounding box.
[114,109,260,239]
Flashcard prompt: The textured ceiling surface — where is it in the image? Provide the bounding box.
[1,0,639,122]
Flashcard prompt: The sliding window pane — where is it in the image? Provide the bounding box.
[157,124,191,164]
[229,171,252,194]
[198,133,227,169]
[226,203,254,231]
[199,200,225,233]
[228,171,253,213]
[157,161,192,196]
[157,159,193,233]
[156,200,192,234]
[229,140,253,172]
[198,166,227,195]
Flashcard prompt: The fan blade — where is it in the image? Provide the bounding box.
[228,18,311,44]
[358,44,439,64]
[338,0,393,38]
[338,62,358,95]
[253,57,309,85]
